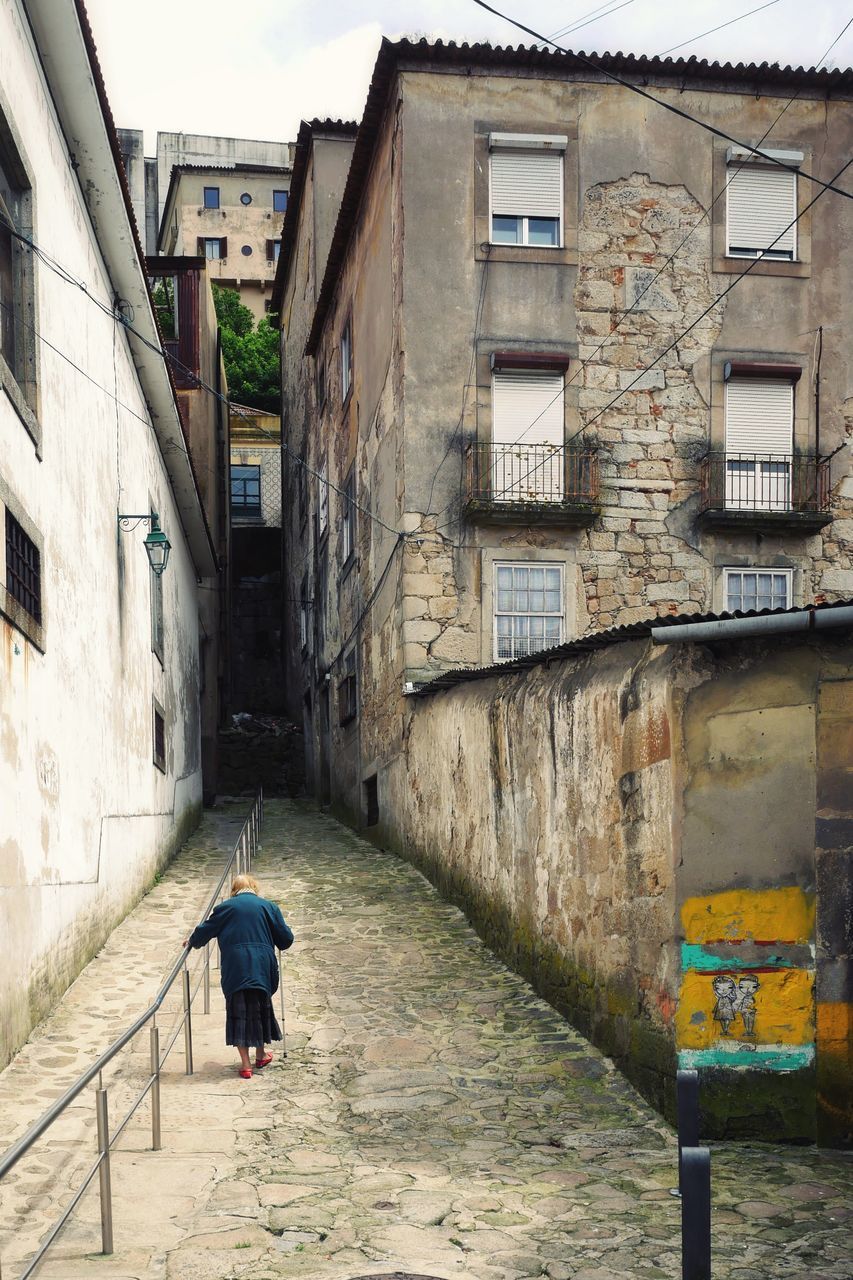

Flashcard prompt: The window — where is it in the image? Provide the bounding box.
[152,699,166,772]
[491,370,564,501]
[342,469,356,566]
[241,244,253,257]
[0,138,36,426]
[341,316,352,402]
[265,239,281,263]
[150,565,164,663]
[231,464,261,517]
[240,192,252,206]
[725,568,792,614]
[5,508,41,624]
[489,134,565,248]
[300,573,310,654]
[338,648,357,725]
[726,147,799,260]
[318,458,329,537]
[494,562,563,661]
[273,190,288,213]
[198,237,226,259]
[364,774,379,827]
[725,376,795,510]
[150,275,178,341]
[316,358,326,410]
[203,186,220,209]
[0,155,21,378]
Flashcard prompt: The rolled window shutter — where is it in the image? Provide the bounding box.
[220,237,227,258]
[727,167,797,254]
[725,379,793,454]
[491,152,562,218]
[492,371,564,445]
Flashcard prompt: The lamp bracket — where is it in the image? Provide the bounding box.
[118,512,157,533]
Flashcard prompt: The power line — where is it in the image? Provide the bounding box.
[549,0,635,42]
[4,211,411,548]
[436,8,853,514]
[660,0,782,57]
[488,150,853,501]
[488,10,852,458]
[471,0,853,202]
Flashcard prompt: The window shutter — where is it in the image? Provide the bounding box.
[266,239,274,259]
[220,237,228,258]
[727,166,797,255]
[725,378,793,454]
[491,152,562,218]
[196,236,204,255]
[492,371,563,445]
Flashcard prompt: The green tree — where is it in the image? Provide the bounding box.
[213,284,280,413]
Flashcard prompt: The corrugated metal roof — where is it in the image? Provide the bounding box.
[410,598,853,697]
[305,35,853,356]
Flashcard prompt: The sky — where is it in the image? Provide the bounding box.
[83,0,853,153]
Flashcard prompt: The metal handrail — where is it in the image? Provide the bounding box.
[0,786,265,1279]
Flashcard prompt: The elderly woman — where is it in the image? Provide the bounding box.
[186,873,294,1078]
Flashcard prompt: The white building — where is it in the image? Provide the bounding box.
[0,0,218,1066]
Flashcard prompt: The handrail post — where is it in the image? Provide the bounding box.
[95,1082,114,1255]
[150,1024,161,1151]
[203,944,211,1015]
[278,950,287,1057]
[182,966,194,1076]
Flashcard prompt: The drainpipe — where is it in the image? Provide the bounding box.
[651,606,853,645]
[815,325,823,460]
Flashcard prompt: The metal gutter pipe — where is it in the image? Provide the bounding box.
[651,606,853,645]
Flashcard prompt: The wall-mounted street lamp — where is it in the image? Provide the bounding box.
[118,511,172,576]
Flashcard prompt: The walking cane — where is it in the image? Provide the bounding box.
[278,949,287,1057]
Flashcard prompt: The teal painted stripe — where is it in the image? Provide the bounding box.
[679,1046,814,1071]
[681,944,804,971]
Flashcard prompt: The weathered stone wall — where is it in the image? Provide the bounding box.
[379,630,853,1143]
[575,173,724,625]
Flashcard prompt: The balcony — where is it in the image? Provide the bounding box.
[698,451,831,532]
[464,443,599,525]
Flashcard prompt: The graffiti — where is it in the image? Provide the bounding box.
[677,888,815,1071]
[711,973,759,1042]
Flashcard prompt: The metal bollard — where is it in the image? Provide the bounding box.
[681,1145,711,1280]
[182,966,194,1076]
[203,943,211,1014]
[677,1069,700,1193]
[150,1024,161,1151]
[95,1082,114,1255]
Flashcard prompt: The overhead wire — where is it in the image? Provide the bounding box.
[660,0,783,57]
[471,0,853,202]
[432,7,853,518]
[475,149,853,508]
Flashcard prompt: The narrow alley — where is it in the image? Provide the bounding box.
[1,802,851,1280]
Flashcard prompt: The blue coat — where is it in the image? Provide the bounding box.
[188,893,294,999]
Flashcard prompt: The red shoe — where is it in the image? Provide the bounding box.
[239,1067,253,1079]
[254,1053,273,1069]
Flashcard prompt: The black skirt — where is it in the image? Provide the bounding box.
[224,987,282,1047]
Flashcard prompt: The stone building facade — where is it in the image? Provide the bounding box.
[275,39,853,826]
[156,162,293,322]
[229,406,285,711]
[1,0,218,1064]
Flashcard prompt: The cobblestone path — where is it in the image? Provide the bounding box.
[1,800,851,1280]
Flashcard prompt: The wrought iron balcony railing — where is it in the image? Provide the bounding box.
[698,451,830,524]
[465,443,599,523]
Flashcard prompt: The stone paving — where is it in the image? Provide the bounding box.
[0,800,851,1280]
